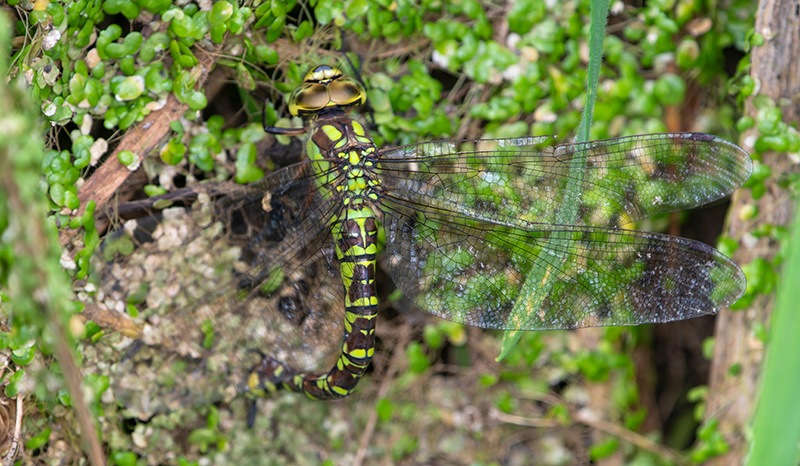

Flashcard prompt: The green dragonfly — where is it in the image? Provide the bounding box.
[84,65,751,411]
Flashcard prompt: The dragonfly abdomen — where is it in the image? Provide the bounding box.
[249,205,380,399]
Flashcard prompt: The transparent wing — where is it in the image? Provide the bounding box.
[79,162,347,418]
[377,132,750,329]
[381,204,745,330]
[377,133,752,228]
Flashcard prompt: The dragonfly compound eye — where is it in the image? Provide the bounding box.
[289,83,332,116]
[328,78,366,108]
[288,68,367,117]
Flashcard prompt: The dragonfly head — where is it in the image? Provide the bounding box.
[288,65,367,118]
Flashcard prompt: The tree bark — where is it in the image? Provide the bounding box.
[706,0,800,463]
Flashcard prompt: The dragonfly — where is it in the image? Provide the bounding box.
[83,64,752,411]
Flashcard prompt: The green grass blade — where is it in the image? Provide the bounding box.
[745,203,800,466]
[575,0,609,146]
[499,0,610,359]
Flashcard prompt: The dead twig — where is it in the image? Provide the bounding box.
[494,402,688,464]
[353,323,412,466]
[2,396,23,466]
[58,46,223,248]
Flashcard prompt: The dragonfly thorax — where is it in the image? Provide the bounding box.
[306,111,382,214]
[310,117,376,155]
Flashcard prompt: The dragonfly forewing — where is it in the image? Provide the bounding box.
[377,133,752,229]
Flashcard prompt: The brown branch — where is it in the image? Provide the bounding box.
[53,330,106,465]
[60,47,223,337]
[59,46,222,248]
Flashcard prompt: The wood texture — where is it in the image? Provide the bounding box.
[59,47,219,247]
[706,0,800,463]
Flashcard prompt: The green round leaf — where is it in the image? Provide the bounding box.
[11,345,36,366]
[756,106,782,134]
[5,369,25,397]
[676,39,700,68]
[234,142,264,183]
[110,451,138,466]
[169,10,194,37]
[117,149,136,166]
[210,1,233,25]
[63,190,80,210]
[49,183,65,206]
[160,138,187,165]
[186,90,208,111]
[114,75,145,101]
[143,184,167,197]
[653,73,686,106]
[24,428,51,451]
[406,342,429,374]
[140,0,171,14]
[422,324,444,349]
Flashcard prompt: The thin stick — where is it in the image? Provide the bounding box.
[495,406,688,464]
[353,324,412,466]
[2,396,23,466]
